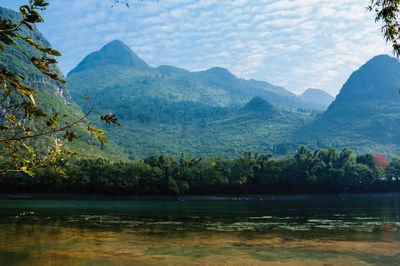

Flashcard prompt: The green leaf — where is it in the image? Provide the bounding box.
[29,94,36,107]
[20,166,34,176]
[0,125,10,131]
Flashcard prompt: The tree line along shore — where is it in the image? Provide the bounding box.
[2,146,400,195]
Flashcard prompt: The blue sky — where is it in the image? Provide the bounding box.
[2,0,392,95]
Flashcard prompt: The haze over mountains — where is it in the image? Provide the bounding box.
[300,89,335,107]
[3,4,400,160]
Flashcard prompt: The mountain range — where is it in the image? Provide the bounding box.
[67,40,328,111]
[66,39,400,158]
[3,6,400,159]
[66,40,317,158]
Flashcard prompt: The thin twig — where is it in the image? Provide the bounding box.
[0,106,93,142]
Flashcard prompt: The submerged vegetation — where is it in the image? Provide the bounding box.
[1,146,400,195]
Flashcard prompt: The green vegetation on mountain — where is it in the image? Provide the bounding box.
[3,1,400,198]
[4,6,400,164]
[66,40,320,158]
[67,40,322,109]
[0,7,127,166]
[298,55,400,156]
[65,40,400,159]
[68,94,312,159]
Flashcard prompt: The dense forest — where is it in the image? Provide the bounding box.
[2,146,400,195]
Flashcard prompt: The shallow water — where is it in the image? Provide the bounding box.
[1,194,400,265]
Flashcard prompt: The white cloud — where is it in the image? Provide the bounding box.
[2,0,393,96]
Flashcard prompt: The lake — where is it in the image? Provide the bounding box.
[1,194,400,265]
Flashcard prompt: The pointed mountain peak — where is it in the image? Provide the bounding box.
[98,39,134,56]
[243,96,274,109]
[334,54,400,101]
[68,40,152,76]
[240,96,281,117]
[101,40,129,50]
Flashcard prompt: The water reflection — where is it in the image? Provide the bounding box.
[0,194,400,265]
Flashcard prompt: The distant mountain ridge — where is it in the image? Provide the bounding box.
[67,40,322,109]
[300,88,334,107]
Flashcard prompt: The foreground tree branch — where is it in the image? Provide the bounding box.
[0,0,119,176]
[369,0,400,57]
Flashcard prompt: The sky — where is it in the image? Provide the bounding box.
[2,0,393,96]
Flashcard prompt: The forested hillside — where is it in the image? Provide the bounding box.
[66,40,400,159]
[0,7,127,161]
[298,55,400,156]
[66,41,322,158]
[67,40,318,110]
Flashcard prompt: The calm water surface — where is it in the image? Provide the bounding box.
[1,194,400,265]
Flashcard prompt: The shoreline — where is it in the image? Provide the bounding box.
[1,192,400,201]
